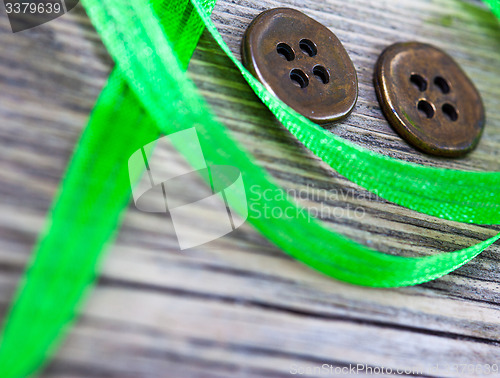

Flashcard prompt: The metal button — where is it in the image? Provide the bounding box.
[241,8,358,124]
[374,42,485,157]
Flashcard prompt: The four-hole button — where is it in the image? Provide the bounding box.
[374,42,485,157]
[241,8,358,124]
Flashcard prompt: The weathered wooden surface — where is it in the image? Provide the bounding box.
[0,0,500,376]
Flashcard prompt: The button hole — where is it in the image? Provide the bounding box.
[434,76,451,94]
[313,65,329,84]
[410,74,427,92]
[276,42,295,61]
[442,103,458,121]
[290,69,309,88]
[417,100,435,119]
[299,39,317,57]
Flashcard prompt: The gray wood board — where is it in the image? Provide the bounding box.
[0,0,499,376]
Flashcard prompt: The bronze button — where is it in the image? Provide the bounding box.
[241,8,358,124]
[374,42,485,157]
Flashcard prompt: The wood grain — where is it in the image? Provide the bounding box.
[0,0,499,376]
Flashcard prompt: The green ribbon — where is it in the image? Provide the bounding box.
[0,0,498,376]
[485,0,500,18]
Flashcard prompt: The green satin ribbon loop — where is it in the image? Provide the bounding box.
[0,0,498,377]
[191,2,500,225]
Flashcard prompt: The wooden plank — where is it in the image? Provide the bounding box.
[0,0,499,376]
